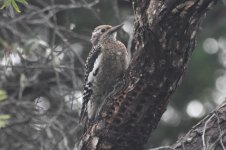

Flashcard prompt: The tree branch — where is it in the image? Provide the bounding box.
[172,101,226,150]
[79,0,218,149]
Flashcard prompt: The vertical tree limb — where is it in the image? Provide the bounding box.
[79,0,218,149]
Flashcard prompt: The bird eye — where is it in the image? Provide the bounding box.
[101,29,106,33]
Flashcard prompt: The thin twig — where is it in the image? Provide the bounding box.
[147,146,175,150]
[202,114,215,150]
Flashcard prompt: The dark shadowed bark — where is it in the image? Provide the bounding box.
[79,0,218,150]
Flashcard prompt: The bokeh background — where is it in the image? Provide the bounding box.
[0,0,226,149]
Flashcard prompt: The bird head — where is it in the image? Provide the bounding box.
[91,24,123,45]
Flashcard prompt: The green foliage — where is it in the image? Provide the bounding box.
[0,114,10,128]
[1,0,28,13]
[0,90,10,128]
[0,90,7,101]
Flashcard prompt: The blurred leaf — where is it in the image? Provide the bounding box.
[1,0,28,13]
[0,90,7,101]
[16,0,28,5]
[1,0,12,9]
[0,114,11,128]
[0,114,10,120]
[11,0,21,13]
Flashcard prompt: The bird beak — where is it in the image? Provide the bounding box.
[108,24,124,35]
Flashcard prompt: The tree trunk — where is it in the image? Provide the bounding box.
[79,0,218,149]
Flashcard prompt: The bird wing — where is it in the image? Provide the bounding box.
[80,46,102,122]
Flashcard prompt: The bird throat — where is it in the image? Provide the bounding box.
[100,32,117,44]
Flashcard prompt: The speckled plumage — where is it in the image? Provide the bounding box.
[80,24,129,124]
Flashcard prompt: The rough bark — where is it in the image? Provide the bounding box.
[79,0,218,150]
[172,101,226,150]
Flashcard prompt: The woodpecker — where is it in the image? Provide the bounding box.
[80,24,129,124]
